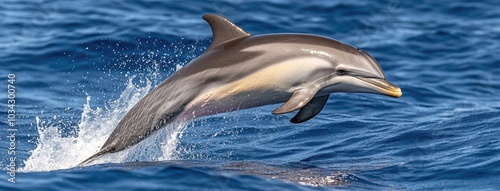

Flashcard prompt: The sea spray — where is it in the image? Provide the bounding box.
[22,77,151,171]
[22,39,206,171]
[21,75,190,171]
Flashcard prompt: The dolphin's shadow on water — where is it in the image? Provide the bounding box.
[73,160,377,188]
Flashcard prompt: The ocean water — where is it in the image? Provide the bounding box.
[1,0,499,190]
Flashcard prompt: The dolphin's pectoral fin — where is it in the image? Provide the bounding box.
[290,95,329,123]
[272,89,318,114]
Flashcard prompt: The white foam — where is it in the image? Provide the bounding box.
[22,74,189,171]
[22,40,206,172]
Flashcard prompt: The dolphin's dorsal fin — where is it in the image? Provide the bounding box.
[203,14,250,49]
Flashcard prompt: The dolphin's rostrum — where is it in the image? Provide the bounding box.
[78,14,402,166]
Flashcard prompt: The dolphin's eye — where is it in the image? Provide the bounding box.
[337,69,348,75]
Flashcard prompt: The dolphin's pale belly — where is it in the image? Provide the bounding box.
[176,89,291,122]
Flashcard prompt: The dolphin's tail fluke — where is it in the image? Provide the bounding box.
[76,148,111,167]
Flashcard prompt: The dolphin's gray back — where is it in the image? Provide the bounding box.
[176,34,364,83]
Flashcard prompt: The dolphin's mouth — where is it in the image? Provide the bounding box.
[355,77,402,98]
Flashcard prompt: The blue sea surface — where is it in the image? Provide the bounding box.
[1,0,500,190]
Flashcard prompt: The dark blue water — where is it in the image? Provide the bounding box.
[1,0,499,190]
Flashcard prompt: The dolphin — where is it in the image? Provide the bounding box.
[78,14,402,166]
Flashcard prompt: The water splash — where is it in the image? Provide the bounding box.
[21,75,190,171]
[21,77,142,171]
[20,38,206,172]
